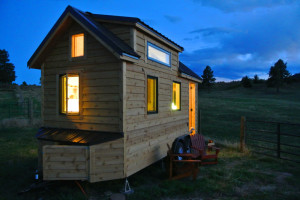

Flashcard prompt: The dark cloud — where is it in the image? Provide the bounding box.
[189,27,240,36]
[181,4,300,80]
[164,15,181,23]
[192,0,299,13]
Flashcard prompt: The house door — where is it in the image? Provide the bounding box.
[189,82,196,134]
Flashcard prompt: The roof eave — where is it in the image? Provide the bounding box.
[135,22,183,52]
[179,72,202,83]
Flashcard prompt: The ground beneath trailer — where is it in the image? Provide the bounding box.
[0,128,299,200]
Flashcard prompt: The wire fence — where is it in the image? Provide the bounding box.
[242,117,300,163]
[0,99,41,120]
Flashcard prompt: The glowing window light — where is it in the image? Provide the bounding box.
[60,74,79,114]
[172,82,181,110]
[72,33,84,57]
[147,76,158,113]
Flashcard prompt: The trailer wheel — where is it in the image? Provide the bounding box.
[173,141,185,160]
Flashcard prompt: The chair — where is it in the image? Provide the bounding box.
[190,133,220,165]
[167,144,201,180]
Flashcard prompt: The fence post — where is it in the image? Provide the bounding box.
[240,116,246,152]
[277,123,281,158]
[198,110,201,134]
[28,99,33,124]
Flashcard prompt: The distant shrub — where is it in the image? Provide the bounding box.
[241,76,252,88]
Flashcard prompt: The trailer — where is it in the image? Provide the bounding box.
[28,5,201,182]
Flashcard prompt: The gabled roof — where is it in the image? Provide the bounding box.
[90,13,184,51]
[179,62,202,81]
[28,6,140,69]
[28,5,184,69]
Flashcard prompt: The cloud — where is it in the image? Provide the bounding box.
[180,4,300,80]
[164,15,181,23]
[192,0,299,13]
[189,27,240,36]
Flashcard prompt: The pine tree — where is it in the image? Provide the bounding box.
[0,49,16,84]
[267,59,290,93]
[241,76,252,88]
[253,74,259,84]
[201,65,216,88]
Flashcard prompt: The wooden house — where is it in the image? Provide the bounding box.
[28,6,202,182]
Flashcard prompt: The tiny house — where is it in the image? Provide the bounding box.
[28,6,201,182]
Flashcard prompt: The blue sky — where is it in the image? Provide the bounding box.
[1,0,299,84]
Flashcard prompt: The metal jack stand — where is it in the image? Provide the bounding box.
[122,178,134,194]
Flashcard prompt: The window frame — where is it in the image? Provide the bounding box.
[69,32,86,60]
[59,73,80,115]
[147,75,158,114]
[147,41,171,67]
[172,81,181,111]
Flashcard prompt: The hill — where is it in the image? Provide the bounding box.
[199,82,300,142]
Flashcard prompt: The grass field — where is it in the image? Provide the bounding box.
[199,83,300,142]
[0,83,299,199]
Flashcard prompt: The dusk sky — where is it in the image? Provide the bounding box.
[1,0,300,84]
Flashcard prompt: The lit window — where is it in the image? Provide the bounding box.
[71,33,84,57]
[60,74,79,114]
[147,42,170,66]
[147,76,158,113]
[172,82,180,110]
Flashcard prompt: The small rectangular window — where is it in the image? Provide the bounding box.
[71,33,84,57]
[172,82,181,111]
[147,42,170,67]
[60,74,79,114]
[147,76,158,113]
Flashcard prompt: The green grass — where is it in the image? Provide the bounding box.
[199,83,300,142]
[0,84,300,199]
[1,128,299,199]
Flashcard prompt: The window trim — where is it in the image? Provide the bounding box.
[172,81,181,111]
[69,32,86,60]
[147,75,158,114]
[147,41,171,67]
[59,73,80,115]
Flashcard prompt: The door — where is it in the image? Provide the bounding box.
[189,82,196,134]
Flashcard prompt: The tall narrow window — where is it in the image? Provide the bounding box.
[60,74,79,114]
[172,82,181,110]
[71,33,84,57]
[147,76,158,113]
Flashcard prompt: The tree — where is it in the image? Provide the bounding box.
[253,74,259,84]
[201,65,216,88]
[21,81,27,86]
[267,59,290,93]
[241,76,252,88]
[0,49,16,84]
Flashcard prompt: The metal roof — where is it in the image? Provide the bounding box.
[90,13,184,51]
[28,5,140,68]
[179,62,202,80]
[36,127,123,146]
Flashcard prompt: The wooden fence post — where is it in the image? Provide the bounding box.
[28,99,33,124]
[277,123,281,158]
[198,110,201,134]
[240,116,246,152]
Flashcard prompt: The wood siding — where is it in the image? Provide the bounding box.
[89,138,124,182]
[101,23,133,49]
[43,145,89,180]
[124,29,193,176]
[42,22,122,132]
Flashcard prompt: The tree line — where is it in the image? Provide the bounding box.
[200,59,298,93]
